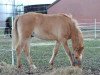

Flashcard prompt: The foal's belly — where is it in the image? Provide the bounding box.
[33,26,64,40]
[33,31,57,40]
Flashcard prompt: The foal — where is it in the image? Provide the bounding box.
[12,12,84,71]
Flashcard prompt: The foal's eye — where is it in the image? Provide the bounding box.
[75,48,79,51]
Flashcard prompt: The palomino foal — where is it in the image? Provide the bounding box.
[12,12,84,71]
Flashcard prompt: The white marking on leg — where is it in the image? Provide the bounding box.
[27,56,37,69]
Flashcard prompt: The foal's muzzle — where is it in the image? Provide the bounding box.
[72,53,82,67]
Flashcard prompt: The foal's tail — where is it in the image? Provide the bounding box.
[12,16,19,49]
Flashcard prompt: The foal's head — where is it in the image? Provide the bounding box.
[73,46,84,67]
[70,18,84,67]
[72,32,84,67]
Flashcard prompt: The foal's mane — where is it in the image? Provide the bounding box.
[69,17,84,51]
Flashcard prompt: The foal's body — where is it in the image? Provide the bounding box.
[13,12,84,70]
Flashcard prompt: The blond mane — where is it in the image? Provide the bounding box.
[70,18,84,52]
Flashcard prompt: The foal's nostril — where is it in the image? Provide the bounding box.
[75,57,78,59]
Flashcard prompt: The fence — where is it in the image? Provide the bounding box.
[79,19,100,39]
[0,2,23,65]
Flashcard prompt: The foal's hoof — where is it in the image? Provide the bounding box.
[26,71,34,74]
[26,65,37,74]
[49,64,54,70]
[26,68,36,74]
[49,65,53,70]
[31,64,37,69]
[17,68,24,74]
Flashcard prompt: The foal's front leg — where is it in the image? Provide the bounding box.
[62,41,74,66]
[49,41,61,69]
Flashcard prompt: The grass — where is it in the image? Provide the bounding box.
[0,37,100,71]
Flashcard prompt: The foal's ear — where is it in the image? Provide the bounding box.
[62,13,72,18]
[78,46,84,54]
[80,46,84,50]
[68,13,72,18]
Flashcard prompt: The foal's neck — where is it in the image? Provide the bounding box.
[70,24,83,50]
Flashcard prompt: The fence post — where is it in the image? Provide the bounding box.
[11,16,14,65]
[11,48,14,65]
[11,0,16,65]
[94,19,97,38]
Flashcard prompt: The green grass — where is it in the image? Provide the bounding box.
[83,39,100,70]
[83,48,100,69]
[0,37,100,71]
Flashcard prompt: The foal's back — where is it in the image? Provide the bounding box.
[17,12,72,40]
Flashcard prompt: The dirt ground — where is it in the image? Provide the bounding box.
[0,62,100,75]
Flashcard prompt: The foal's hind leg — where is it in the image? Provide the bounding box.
[16,41,25,69]
[23,40,37,71]
[49,41,61,69]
